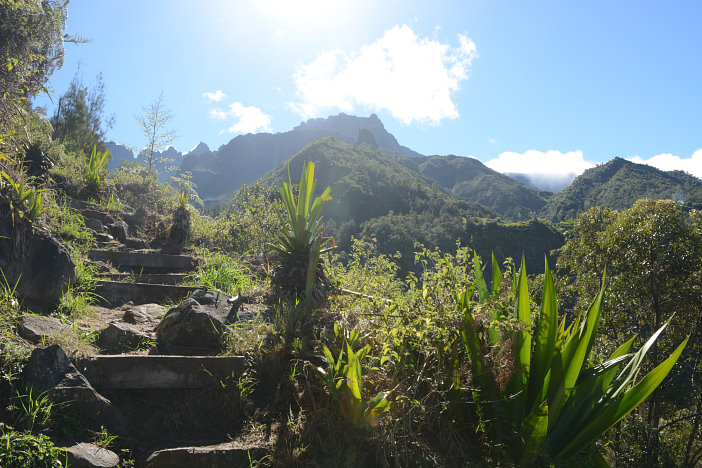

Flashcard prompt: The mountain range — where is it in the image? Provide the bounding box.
[107,113,702,224]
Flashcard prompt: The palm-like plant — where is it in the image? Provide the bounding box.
[459,254,688,466]
[270,162,333,307]
[84,144,110,190]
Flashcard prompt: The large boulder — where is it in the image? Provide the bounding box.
[156,290,234,352]
[0,226,75,311]
[22,345,126,433]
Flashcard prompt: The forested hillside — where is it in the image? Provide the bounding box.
[542,157,702,221]
[406,154,552,220]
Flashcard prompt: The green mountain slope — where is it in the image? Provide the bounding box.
[405,155,552,220]
[541,157,702,221]
[259,137,564,273]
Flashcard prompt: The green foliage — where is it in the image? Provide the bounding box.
[0,170,45,223]
[542,158,702,222]
[271,162,333,307]
[227,182,284,255]
[84,144,110,190]
[136,92,177,172]
[0,426,64,468]
[185,249,255,295]
[49,70,114,154]
[413,154,551,220]
[317,325,391,428]
[0,0,67,134]
[458,255,687,465]
[56,256,99,320]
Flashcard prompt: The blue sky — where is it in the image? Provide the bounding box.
[35,0,702,182]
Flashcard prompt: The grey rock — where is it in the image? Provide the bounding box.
[94,232,114,243]
[124,237,149,249]
[65,442,119,468]
[0,230,75,310]
[17,315,69,343]
[98,322,150,353]
[23,345,126,433]
[123,304,165,324]
[22,344,72,394]
[84,217,104,232]
[107,220,129,243]
[156,290,234,350]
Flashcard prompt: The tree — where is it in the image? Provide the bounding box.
[557,199,702,466]
[135,92,177,172]
[50,69,115,153]
[0,0,67,136]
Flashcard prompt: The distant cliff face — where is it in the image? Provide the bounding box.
[180,113,423,203]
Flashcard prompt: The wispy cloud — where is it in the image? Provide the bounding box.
[628,149,702,179]
[290,24,477,125]
[486,150,595,192]
[202,90,227,103]
[209,102,272,134]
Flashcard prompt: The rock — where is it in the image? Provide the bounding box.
[145,441,268,468]
[17,315,69,343]
[94,232,114,243]
[123,304,165,324]
[65,442,119,468]
[0,230,75,310]
[84,217,104,233]
[107,220,129,243]
[22,344,72,394]
[23,345,126,433]
[87,260,112,273]
[156,290,234,351]
[124,237,149,249]
[165,206,190,254]
[98,323,151,353]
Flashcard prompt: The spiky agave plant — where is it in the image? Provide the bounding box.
[459,254,688,466]
[270,161,333,308]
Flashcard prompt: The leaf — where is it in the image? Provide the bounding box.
[519,401,549,467]
[555,336,688,459]
[527,258,558,411]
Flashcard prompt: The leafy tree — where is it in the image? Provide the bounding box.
[0,0,67,103]
[135,92,177,172]
[50,70,115,153]
[557,199,702,465]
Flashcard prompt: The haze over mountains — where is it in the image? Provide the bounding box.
[106,113,702,221]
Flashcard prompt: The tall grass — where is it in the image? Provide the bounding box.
[186,249,256,295]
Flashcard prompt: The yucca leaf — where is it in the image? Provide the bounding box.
[346,343,362,400]
[555,336,688,459]
[519,401,549,467]
[491,252,502,299]
[474,251,489,303]
[528,258,558,411]
[507,256,531,423]
[548,280,604,428]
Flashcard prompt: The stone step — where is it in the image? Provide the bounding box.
[96,272,189,285]
[95,280,197,306]
[145,441,268,468]
[88,249,198,271]
[74,355,245,390]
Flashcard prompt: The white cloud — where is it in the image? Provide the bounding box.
[486,150,595,192]
[290,24,477,125]
[628,149,702,179]
[208,102,272,134]
[202,90,227,103]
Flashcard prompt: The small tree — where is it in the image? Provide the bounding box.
[135,92,177,172]
[50,69,115,153]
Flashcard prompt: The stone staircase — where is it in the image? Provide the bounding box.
[88,249,199,306]
[24,201,276,466]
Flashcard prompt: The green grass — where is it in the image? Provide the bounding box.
[186,249,256,295]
